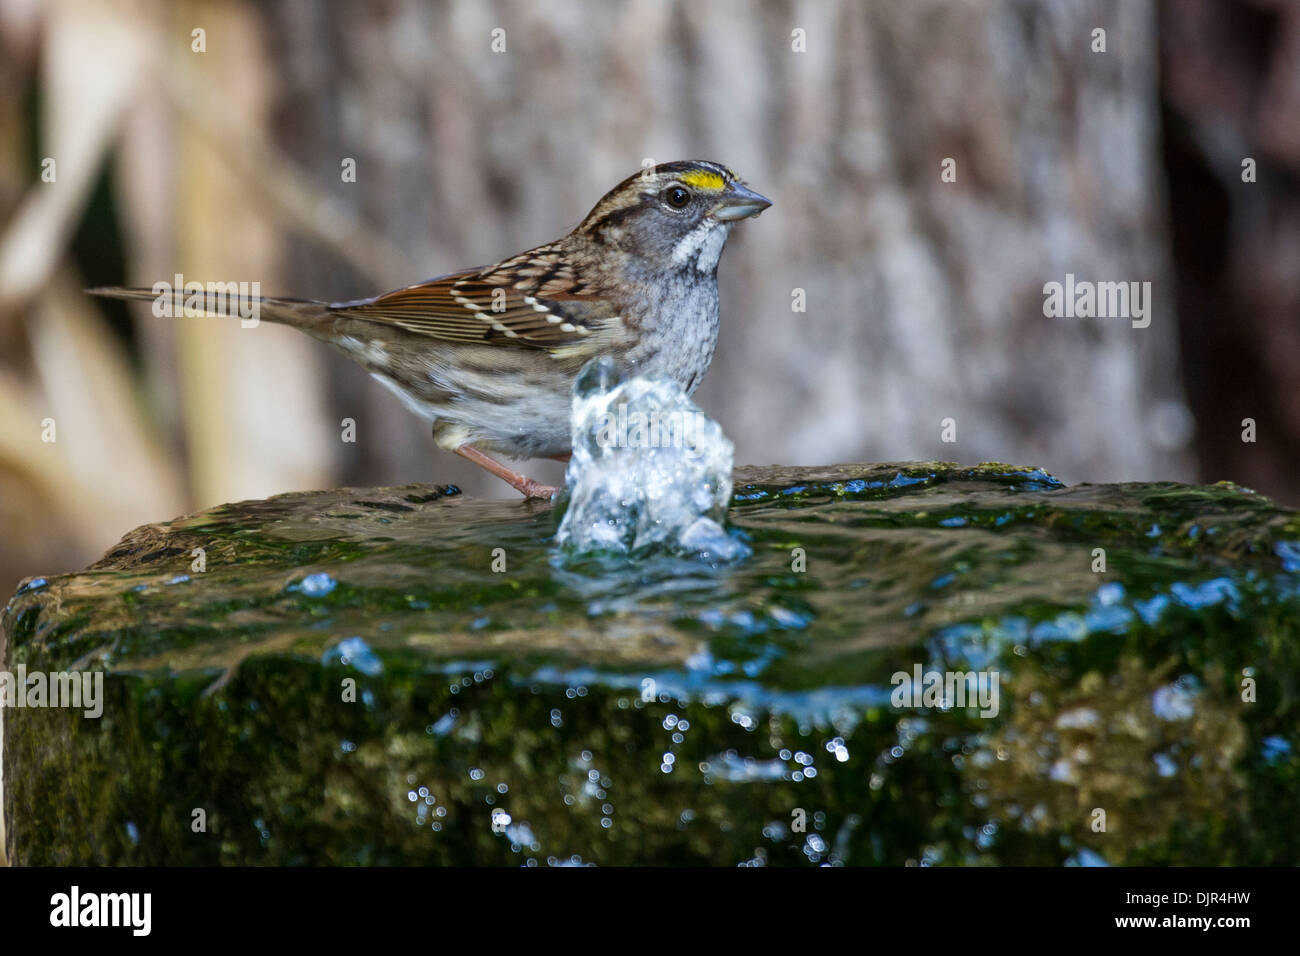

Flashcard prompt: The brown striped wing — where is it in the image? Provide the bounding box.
[331,253,618,350]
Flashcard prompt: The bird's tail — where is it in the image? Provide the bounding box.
[85,285,335,332]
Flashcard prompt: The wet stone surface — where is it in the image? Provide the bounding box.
[3,461,1299,864]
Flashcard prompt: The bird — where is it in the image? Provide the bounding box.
[88,160,770,500]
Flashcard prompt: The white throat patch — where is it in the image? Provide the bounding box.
[671,220,729,273]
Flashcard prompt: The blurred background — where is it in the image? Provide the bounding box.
[0,0,1296,595]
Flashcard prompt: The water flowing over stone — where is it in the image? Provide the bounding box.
[3,464,1299,864]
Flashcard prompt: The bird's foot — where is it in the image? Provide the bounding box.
[520,480,561,501]
[453,443,560,501]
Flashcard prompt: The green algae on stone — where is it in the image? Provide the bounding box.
[3,462,1299,865]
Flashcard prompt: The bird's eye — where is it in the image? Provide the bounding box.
[663,186,691,209]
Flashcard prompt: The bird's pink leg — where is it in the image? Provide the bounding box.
[454,444,559,500]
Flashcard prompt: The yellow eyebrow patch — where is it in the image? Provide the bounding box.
[679,169,726,191]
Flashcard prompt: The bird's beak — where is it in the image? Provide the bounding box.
[711,182,772,222]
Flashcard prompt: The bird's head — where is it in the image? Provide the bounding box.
[577,160,771,275]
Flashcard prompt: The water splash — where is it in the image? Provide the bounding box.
[555,357,749,561]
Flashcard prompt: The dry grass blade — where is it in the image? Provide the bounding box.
[0,0,147,317]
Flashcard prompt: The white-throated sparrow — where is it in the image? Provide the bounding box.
[90,160,770,499]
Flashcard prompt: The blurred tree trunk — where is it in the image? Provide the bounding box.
[259,0,1195,497]
[1160,0,1300,503]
